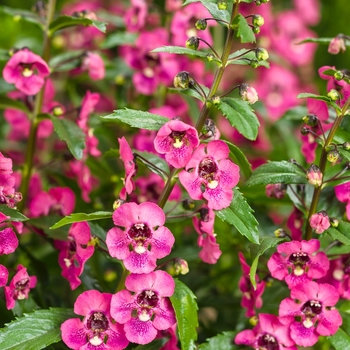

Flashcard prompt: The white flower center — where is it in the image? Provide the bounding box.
[90,335,103,346]
[208,180,218,189]
[135,244,146,254]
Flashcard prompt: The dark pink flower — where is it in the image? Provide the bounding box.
[154,120,199,168]
[235,313,297,350]
[335,181,350,220]
[56,222,94,290]
[279,281,342,347]
[267,239,329,287]
[0,152,16,197]
[110,271,176,345]
[4,264,37,309]
[287,209,303,241]
[239,253,265,317]
[106,202,174,273]
[3,48,50,95]
[310,211,330,234]
[179,140,240,210]
[124,0,148,32]
[0,264,8,287]
[0,227,18,255]
[82,52,105,80]
[61,290,129,350]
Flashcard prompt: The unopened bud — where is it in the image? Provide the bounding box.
[12,192,23,203]
[174,258,189,275]
[255,48,269,61]
[88,236,99,247]
[113,199,124,210]
[182,198,195,210]
[328,36,346,55]
[253,26,261,34]
[255,0,262,5]
[249,316,259,326]
[302,113,318,127]
[239,83,258,104]
[300,127,310,136]
[261,0,270,3]
[327,89,340,101]
[330,217,339,228]
[250,59,259,68]
[212,96,221,106]
[307,164,323,187]
[206,53,215,62]
[343,142,350,150]
[202,119,219,140]
[327,149,340,163]
[195,19,207,30]
[334,70,344,81]
[53,106,64,116]
[173,71,193,89]
[274,228,287,238]
[310,210,330,234]
[217,0,227,10]
[186,36,199,50]
[252,14,264,27]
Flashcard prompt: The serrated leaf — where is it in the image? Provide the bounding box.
[0,96,30,113]
[326,227,350,246]
[297,92,331,103]
[50,211,113,229]
[170,279,198,350]
[101,109,169,131]
[101,32,138,49]
[136,151,169,180]
[245,161,307,187]
[224,140,252,178]
[0,205,29,222]
[49,15,107,35]
[0,308,75,350]
[232,14,256,43]
[152,46,209,58]
[199,331,237,350]
[199,0,230,24]
[216,188,259,244]
[50,116,86,160]
[217,98,259,140]
[249,237,286,288]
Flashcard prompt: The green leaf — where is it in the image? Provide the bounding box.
[0,96,30,113]
[298,37,350,46]
[328,311,350,349]
[170,279,198,350]
[101,32,138,49]
[227,49,269,68]
[198,1,230,24]
[50,116,86,160]
[29,216,69,240]
[50,211,113,229]
[297,92,331,103]
[168,87,205,102]
[245,161,307,187]
[217,98,259,141]
[249,237,286,288]
[49,51,84,72]
[0,308,75,350]
[232,14,256,43]
[199,331,237,350]
[216,188,259,244]
[0,205,29,222]
[101,109,169,131]
[326,227,350,246]
[334,128,350,145]
[136,151,170,180]
[0,5,44,29]
[49,15,107,35]
[152,46,209,58]
[224,140,252,178]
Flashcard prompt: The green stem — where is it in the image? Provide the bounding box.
[157,1,240,209]
[19,0,56,211]
[305,97,350,240]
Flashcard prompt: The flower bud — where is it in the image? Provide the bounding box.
[250,59,259,68]
[253,26,261,34]
[334,70,344,81]
[327,149,340,163]
[195,19,207,30]
[186,36,200,50]
[265,183,287,199]
[212,96,221,106]
[113,199,124,210]
[261,0,270,3]
[330,217,339,228]
[327,89,340,101]
[302,114,318,127]
[173,71,193,89]
[239,83,258,104]
[182,198,195,210]
[202,119,219,140]
[217,0,227,10]
[252,14,264,27]
[174,258,189,275]
[249,316,259,326]
[300,126,310,136]
[255,0,262,5]
[274,228,287,238]
[328,36,346,55]
[255,48,269,61]
[310,210,330,234]
[53,106,64,116]
[306,164,323,187]
[343,142,350,150]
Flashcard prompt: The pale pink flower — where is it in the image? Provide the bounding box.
[328,36,346,55]
[310,211,330,234]
[82,52,105,80]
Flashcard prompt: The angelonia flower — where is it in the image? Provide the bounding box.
[265,183,287,199]
[235,313,297,350]
[335,181,350,220]
[154,119,199,169]
[279,280,342,347]
[110,271,176,345]
[106,202,175,273]
[179,140,240,210]
[61,290,129,349]
[3,48,50,95]
[82,52,105,80]
[328,35,346,55]
[309,210,330,234]
[4,264,37,310]
[267,239,329,287]
[0,264,8,287]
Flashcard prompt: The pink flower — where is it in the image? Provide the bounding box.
[293,0,320,25]
[265,183,287,199]
[110,271,176,345]
[82,52,105,80]
[124,0,148,32]
[239,84,259,104]
[335,181,350,220]
[106,202,175,273]
[0,152,16,197]
[4,264,37,309]
[328,36,346,55]
[56,222,94,290]
[235,313,297,350]
[267,239,329,287]
[179,140,240,210]
[3,48,50,95]
[309,211,330,234]
[287,208,303,241]
[0,264,8,287]
[239,252,265,317]
[279,281,342,347]
[0,227,18,255]
[154,119,199,168]
[61,290,129,350]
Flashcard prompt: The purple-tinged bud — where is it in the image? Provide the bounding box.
[174,258,189,275]
[195,19,207,30]
[328,36,346,55]
[239,83,258,104]
[306,164,323,187]
[302,113,318,127]
[265,183,287,199]
[327,149,340,163]
[300,126,310,136]
[186,36,199,50]
[327,89,341,101]
[310,210,330,234]
[252,14,264,27]
[12,192,23,204]
[255,48,269,61]
[173,71,194,89]
[334,70,344,81]
[330,217,339,228]
[182,198,195,210]
[343,142,350,150]
[274,228,287,238]
[217,0,227,10]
